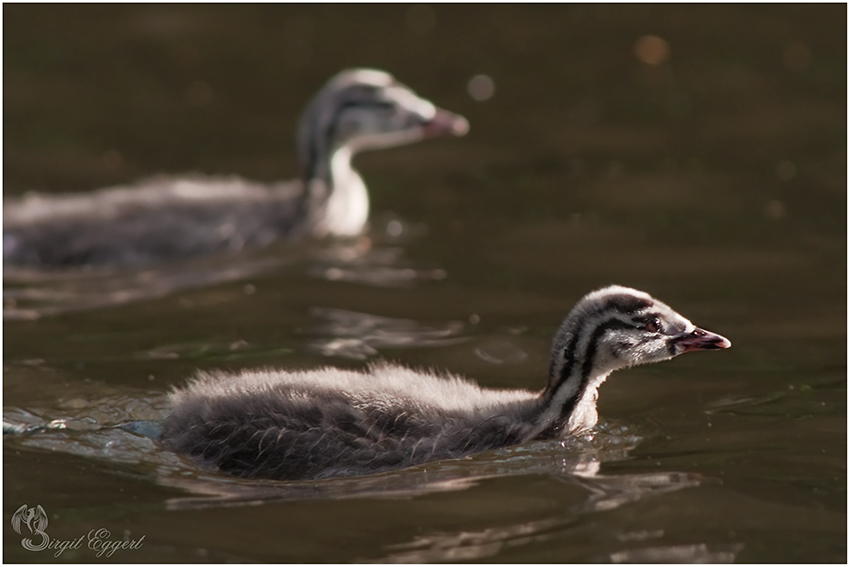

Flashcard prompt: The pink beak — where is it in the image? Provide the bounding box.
[672,327,732,353]
[422,108,469,138]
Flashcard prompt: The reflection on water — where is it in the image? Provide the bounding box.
[377,516,561,563]
[153,438,623,510]
[367,468,717,563]
[307,307,467,359]
[308,238,448,288]
[372,512,742,564]
[704,378,844,417]
[4,253,289,320]
[362,465,721,562]
[126,304,465,362]
[473,336,529,365]
[3,245,297,320]
[571,468,707,514]
[3,218,444,320]
[605,542,744,563]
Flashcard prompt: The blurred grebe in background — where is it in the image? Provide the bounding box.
[4,68,468,267]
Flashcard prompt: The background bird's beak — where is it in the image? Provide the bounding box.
[673,327,732,353]
[422,109,469,138]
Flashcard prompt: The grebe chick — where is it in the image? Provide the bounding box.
[4,69,468,267]
[160,286,730,480]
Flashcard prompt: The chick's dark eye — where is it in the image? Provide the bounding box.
[644,317,662,333]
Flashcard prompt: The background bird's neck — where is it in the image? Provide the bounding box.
[301,146,369,237]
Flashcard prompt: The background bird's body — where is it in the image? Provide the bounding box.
[3,69,467,268]
[161,363,546,480]
[4,176,304,265]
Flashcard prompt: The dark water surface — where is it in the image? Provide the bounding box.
[4,5,845,563]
